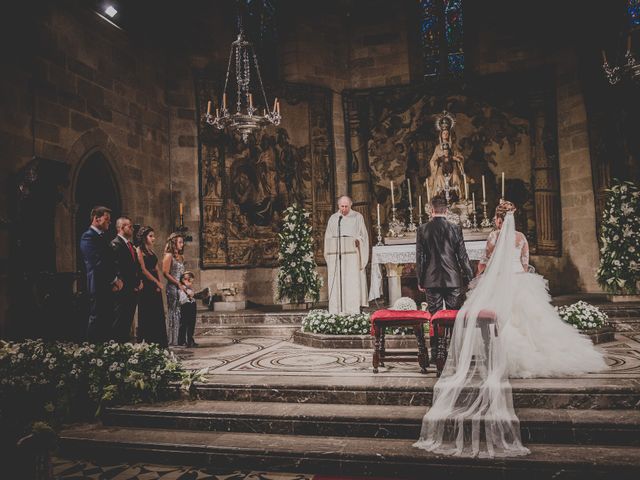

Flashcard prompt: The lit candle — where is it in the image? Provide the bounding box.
[377,203,381,229]
[273,97,278,112]
[276,100,280,114]
[249,93,253,109]
[501,172,505,198]
[407,178,412,208]
[482,175,486,202]
[463,174,468,200]
[207,100,211,115]
[215,108,219,118]
[179,202,183,216]
[390,181,395,206]
[223,93,227,110]
[418,195,422,218]
[472,192,476,211]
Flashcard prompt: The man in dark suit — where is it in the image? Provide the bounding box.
[111,216,142,342]
[416,195,473,315]
[80,206,122,343]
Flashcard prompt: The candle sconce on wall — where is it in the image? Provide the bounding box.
[176,202,193,242]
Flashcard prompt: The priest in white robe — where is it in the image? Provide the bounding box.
[323,196,369,314]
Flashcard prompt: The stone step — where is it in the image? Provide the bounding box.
[102,401,640,446]
[197,311,305,326]
[58,425,640,479]
[193,375,640,409]
[194,324,301,338]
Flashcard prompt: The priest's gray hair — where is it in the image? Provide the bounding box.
[337,195,353,205]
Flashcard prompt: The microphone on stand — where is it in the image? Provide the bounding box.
[338,215,343,313]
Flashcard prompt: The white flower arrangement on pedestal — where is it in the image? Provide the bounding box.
[276,204,323,304]
[556,301,609,331]
[596,180,640,294]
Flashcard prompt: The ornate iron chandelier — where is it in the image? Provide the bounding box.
[602,35,640,85]
[204,25,281,142]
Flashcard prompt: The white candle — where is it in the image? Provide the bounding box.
[418,195,422,217]
[377,203,381,228]
[207,100,211,115]
[223,93,227,110]
[390,181,395,206]
[482,175,486,202]
[472,192,476,211]
[407,178,413,208]
[463,174,468,200]
[501,172,505,198]
[426,181,431,202]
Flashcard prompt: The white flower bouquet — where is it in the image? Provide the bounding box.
[556,301,609,331]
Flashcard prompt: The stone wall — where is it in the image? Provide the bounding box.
[0,4,172,335]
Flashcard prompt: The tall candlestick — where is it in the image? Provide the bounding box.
[407,178,412,207]
[501,172,505,198]
[179,202,183,216]
[426,181,431,203]
[418,195,422,218]
[390,181,395,206]
[377,203,381,229]
[273,97,278,112]
[249,93,253,109]
[482,175,486,202]
[223,93,227,110]
[207,100,211,115]
[472,192,476,211]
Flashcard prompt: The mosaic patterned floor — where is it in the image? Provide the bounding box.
[53,458,314,480]
[172,332,640,380]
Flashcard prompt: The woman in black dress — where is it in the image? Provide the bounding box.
[135,226,168,348]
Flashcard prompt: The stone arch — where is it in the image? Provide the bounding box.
[56,128,129,273]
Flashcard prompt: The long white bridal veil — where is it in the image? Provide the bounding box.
[413,212,530,458]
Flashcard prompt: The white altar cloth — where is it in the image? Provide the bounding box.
[369,240,487,302]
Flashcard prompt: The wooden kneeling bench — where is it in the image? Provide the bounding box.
[431,309,498,377]
[369,310,431,374]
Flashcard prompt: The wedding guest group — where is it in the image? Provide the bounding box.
[79,205,193,347]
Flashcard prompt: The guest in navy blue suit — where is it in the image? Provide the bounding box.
[80,206,122,342]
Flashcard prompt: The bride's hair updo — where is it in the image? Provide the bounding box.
[495,200,517,220]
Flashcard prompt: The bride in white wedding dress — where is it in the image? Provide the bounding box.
[413,201,607,458]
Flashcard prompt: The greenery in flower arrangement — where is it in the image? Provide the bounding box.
[556,301,609,331]
[596,180,640,294]
[302,309,371,335]
[302,309,413,336]
[276,204,323,304]
[0,339,206,454]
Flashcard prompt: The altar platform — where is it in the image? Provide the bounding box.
[58,301,640,479]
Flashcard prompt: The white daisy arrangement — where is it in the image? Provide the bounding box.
[556,301,609,331]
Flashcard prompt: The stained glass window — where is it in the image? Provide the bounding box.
[419,0,464,78]
[629,0,640,27]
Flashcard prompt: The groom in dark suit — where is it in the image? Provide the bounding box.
[80,206,122,342]
[111,216,142,343]
[416,195,473,315]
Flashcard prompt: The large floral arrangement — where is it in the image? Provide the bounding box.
[0,340,201,443]
[276,204,323,304]
[596,180,640,294]
[556,301,609,331]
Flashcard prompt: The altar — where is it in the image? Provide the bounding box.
[368,239,487,305]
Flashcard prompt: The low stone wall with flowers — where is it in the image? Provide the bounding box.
[556,301,615,344]
[0,339,200,450]
[294,309,417,349]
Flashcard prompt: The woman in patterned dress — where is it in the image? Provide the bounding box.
[162,232,186,346]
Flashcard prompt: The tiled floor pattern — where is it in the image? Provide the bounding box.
[53,458,314,480]
[172,332,640,379]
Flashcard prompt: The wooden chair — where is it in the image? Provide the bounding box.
[370,310,431,374]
